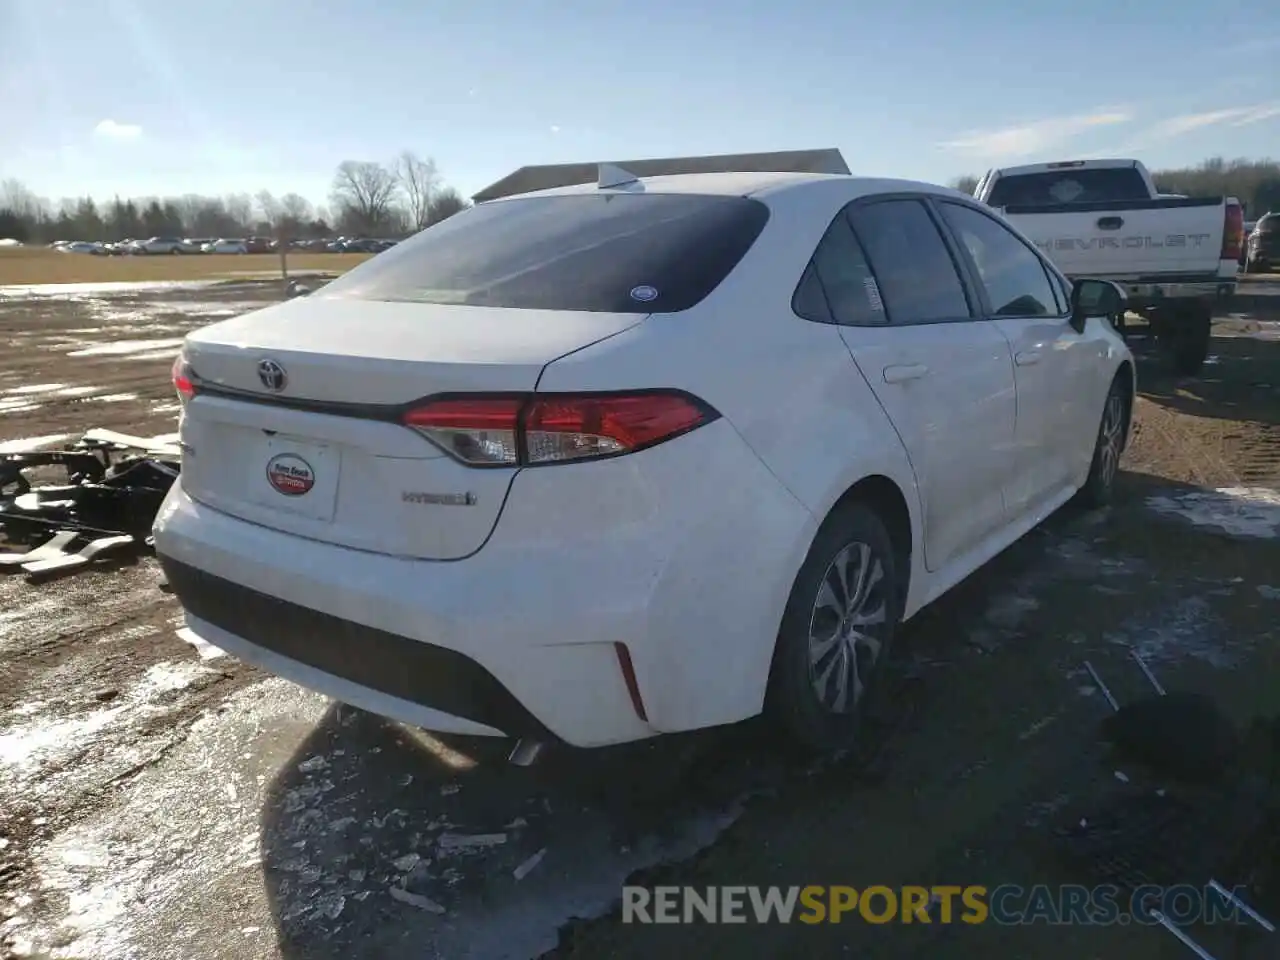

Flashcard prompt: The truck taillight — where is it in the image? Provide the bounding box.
[401,391,718,467]
[1223,202,1244,261]
[171,355,197,404]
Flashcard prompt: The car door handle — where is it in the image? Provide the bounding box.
[1097,216,1124,230]
[882,363,929,383]
[1015,350,1042,366]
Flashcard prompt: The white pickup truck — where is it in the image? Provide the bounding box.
[974,158,1244,374]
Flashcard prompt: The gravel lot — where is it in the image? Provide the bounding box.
[1,281,1279,959]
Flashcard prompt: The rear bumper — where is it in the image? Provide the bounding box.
[152,419,816,747]
[160,556,548,738]
[1118,278,1236,309]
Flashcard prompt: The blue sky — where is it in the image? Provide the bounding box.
[2,0,1278,207]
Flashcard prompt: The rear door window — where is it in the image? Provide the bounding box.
[846,200,973,325]
[793,214,885,326]
[318,193,770,314]
[985,168,1149,207]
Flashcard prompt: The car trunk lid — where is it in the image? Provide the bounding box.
[177,297,643,559]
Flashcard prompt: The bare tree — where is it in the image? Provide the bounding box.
[426,186,468,225]
[255,190,282,229]
[1,179,44,220]
[949,175,979,196]
[394,151,439,231]
[225,194,253,233]
[331,160,399,234]
[280,193,312,224]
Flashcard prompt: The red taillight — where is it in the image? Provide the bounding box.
[402,397,523,465]
[401,391,715,467]
[1223,202,1244,261]
[171,355,196,403]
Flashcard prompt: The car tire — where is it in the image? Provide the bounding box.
[767,501,902,755]
[1076,374,1129,508]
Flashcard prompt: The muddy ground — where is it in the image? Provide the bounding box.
[1,282,1279,960]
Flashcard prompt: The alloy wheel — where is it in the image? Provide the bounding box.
[807,541,889,714]
[1098,390,1125,488]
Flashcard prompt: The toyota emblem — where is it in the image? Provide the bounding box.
[257,359,287,392]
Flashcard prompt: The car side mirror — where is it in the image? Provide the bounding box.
[1069,279,1126,334]
[285,280,312,299]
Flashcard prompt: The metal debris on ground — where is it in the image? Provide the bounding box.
[388,886,446,914]
[436,832,508,854]
[1053,652,1277,959]
[512,847,547,881]
[0,429,180,580]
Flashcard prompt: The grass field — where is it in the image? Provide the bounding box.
[0,247,372,286]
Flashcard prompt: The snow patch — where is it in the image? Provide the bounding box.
[0,434,71,453]
[1145,487,1280,539]
[3,383,68,395]
[0,397,41,414]
[1105,595,1237,668]
[67,338,185,358]
[0,280,220,297]
[0,661,213,775]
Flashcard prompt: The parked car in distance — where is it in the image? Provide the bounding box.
[1244,212,1279,273]
[136,237,188,255]
[59,241,103,255]
[1241,221,1256,266]
[155,167,1135,757]
[202,239,248,254]
[244,237,273,254]
[974,158,1241,374]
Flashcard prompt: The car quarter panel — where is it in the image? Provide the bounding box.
[534,182,929,722]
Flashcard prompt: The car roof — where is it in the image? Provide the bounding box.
[487,171,971,204]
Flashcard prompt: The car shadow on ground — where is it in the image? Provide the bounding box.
[255,695,822,959]
[252,486,1195,959]
[252,339,1280,960]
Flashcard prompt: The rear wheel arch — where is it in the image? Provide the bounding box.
[769,473,915,662]
[825,475,913,598]
[764,474,913,752]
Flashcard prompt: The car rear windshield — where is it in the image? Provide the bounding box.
[985,168,1149,208]
[318,193,771,313]
[1256,215,1280,234]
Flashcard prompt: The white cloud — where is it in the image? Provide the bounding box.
[549,124,561,134]
[938,110,1132,159]
[93,119,142,140]
[1116,102,1280,150]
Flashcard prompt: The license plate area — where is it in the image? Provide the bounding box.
[250,434,341,522]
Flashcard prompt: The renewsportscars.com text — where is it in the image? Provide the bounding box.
[622,883,1255,926]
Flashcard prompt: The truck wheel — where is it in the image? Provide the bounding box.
[1159,304,1212,376]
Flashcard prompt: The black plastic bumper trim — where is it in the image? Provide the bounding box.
[157,555,552,739]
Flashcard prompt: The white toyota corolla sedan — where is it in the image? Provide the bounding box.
[154,169,1134,755]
